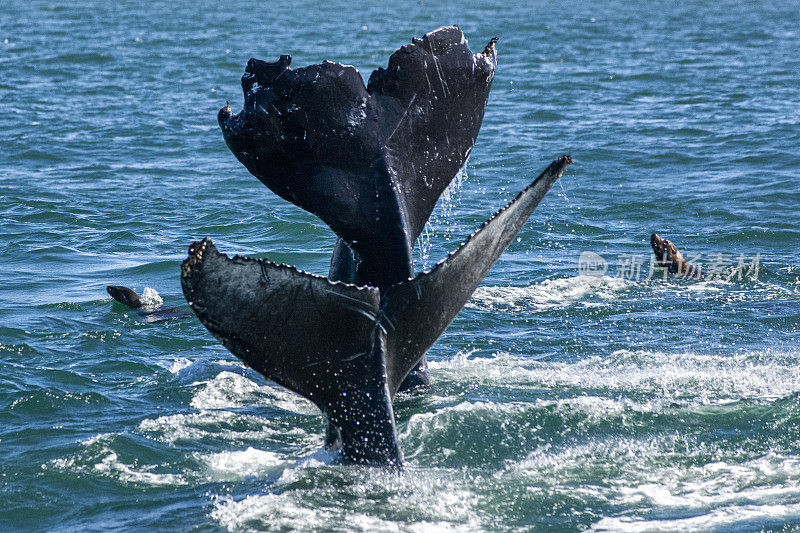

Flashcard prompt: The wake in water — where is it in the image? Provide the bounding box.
[470,275,633,312]
[48,346,799,530]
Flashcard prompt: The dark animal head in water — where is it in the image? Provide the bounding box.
[650,233,696,276]
[107,286,141,308]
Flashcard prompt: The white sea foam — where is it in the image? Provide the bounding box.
[139,286,163,307]
[429,349,800,406]
[168,357,193,374]
[160,357,247,384]
[138,411,308,445]
[212,493,478,533]
[210,467,484,532]
[92,451,186,486]
[587,451,800,531]
[593,504,800,532]
[493,434,800,532]
[54,452,186,486]
[49,434,186,487]
[212,494,425,533]
[198,447,286,481]
[191,371,266,409]
[190,370,318,414]
[468,275,632,312]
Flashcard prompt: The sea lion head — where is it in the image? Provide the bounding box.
[650,233,688,274]
[107,286,142,309]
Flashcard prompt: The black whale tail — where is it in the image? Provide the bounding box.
[378,156,572,394]
[181,239,403,465]
[218,26,498,292]
[180,156,571,466]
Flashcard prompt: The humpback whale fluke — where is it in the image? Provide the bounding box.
[218,26,498,392]
[181,156,572,466]
[217,25,497,292]
[189,26,572,464]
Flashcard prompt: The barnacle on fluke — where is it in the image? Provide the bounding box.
[183,26,571,466]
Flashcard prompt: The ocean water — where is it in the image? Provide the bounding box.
[2,0,799,530]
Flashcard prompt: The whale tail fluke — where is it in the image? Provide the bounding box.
[180,156,571,466]
[218,26,498,292]
[180,239,402,465]
[379,155,572,393]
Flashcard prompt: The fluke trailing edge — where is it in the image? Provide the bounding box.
[184,25,572,465]
[217,25,496,292]
[217,25,498,391]
[181,156,571,465]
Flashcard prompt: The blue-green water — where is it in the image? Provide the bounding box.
[2,0,799,530]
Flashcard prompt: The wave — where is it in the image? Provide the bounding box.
[189,370,317,414]
[429,349,800,405]
[198,447,286,482]
[507,436,800,532]
[468,275,633,312]
[49,434,187,487]
[210,466,484,532]
[137,410,312,446]
[139,287,163,307]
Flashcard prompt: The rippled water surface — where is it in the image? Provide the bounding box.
[2,0,799,531]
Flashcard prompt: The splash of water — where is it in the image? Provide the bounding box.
[140,286,163,307]
[415,161,469,270]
